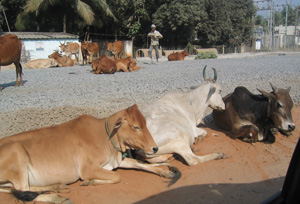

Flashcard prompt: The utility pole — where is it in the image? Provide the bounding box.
[1,3,10,32]
[284,1,290,49]
[295,7,299,48]
[254,0,274,50]
[269,0,273,50]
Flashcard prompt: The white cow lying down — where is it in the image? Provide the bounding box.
[139,66,227,166]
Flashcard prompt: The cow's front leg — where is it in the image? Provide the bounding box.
[145,154,175,163]
[80,165,121,186]
[264,128,276,143]
[194,128,207,144]
[232,125,259,143]
[119,158,175,179]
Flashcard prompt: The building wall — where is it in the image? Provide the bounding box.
[22,38,78,60]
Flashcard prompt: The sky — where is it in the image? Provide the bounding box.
[256,0,300,17]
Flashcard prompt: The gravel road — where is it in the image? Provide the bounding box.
[1,53,300,137]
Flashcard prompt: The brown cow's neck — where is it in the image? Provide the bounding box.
[105,112,128,160]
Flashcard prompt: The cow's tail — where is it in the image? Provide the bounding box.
[11,188,47,202]
[166,166,182,187]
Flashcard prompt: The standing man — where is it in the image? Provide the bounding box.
[148,24,163,63]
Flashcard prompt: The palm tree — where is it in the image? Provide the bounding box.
[16,0,115,33]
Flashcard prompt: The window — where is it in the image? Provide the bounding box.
[36,42,44,51]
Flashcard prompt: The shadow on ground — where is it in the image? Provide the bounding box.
[134,177,284,204]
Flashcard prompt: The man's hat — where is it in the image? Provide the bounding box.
[151,24,156,28]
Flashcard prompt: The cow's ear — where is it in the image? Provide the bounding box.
[270,83,278,93]
[206,86,216,102]
[114,118,123,129]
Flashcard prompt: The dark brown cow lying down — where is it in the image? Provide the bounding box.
[213,84,295,143]
[0,105,177,204]
[168,50,189,61]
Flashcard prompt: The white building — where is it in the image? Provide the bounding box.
[274,25,300,48]
[4,32,79,62]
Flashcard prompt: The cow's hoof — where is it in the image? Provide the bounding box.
[62,199,74,204]
[161,169,175,179]
[218,153,228,159]
[57,185,70,194]
[80,180,90,186]
[267,134,276,143]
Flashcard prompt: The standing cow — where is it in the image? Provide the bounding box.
[59,42,79,62]
[81,41,90,65]
[0,34,23,90]
[107,41,123,60]
[213,84,295,143]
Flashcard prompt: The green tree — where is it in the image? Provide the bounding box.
[255,15,269,32]
[274,5,298,26]
[152,0,207,48]
[16,0,115,33]
[1,0,26,32]
[152,0,255,48]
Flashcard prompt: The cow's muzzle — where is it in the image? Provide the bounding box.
[153,147,159,154]
[288,124,295,132]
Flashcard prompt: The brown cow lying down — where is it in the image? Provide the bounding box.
[116,57,144,72]
[48,51,74,67]
[92,55,142,74]
[24,58,58,69]
[91,55,117,74]
[168,50,189,61]
[0,104,177,204]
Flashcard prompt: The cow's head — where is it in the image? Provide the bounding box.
[258,83,295,135]
[182,50,189,57]
[59,42,67,52]
[114,104,158,155]
[81,41,90,50]
[203,66,225,111]
[107,43,112,51]
[48,51,62,59]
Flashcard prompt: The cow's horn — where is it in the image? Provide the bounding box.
[270,83,278,93]
[203,65,207,80]
[212,68,217,81]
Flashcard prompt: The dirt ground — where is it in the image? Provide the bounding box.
[0,106,299,204]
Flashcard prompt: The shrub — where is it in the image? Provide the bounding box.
[195,51,218,59]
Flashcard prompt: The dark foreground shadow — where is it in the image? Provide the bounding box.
[134,177,285,204]
[0,80,28,90]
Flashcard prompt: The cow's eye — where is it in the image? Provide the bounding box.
[133,125,140,130]
[277,102,283,108]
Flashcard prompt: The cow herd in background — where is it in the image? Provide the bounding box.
[0,34,296,203]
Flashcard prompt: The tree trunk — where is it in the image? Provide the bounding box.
[63,14,67,33]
